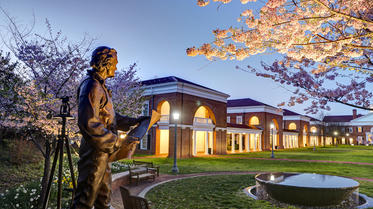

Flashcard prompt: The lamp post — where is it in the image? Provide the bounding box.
[270,122,275,158]
[334,131,338,147]
[171,112,179,174]
[346,133,350,145]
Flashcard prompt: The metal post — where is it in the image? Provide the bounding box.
[171,122,179,173]
[271,128,275,158]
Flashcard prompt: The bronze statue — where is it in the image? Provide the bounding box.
[72,46,148,209]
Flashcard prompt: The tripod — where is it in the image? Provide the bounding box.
[42,96,77,209]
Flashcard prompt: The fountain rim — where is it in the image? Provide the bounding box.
[255,172,360,190]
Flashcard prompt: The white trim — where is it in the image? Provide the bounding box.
[325,122,351,126]
[142,82,230,103]
[349,121,373,126]
[283,115,311,122]
[168,124,193,129]
[283,131,299,136]
[310,121,324,125]
[216,127,227,131]
[227,127,262,134]
[227,106,283,116]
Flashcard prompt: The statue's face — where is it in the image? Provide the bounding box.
[107,55,118,78]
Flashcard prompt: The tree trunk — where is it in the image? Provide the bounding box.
[39,139,51,208]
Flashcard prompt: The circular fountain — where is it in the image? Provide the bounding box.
[255,172,360,207]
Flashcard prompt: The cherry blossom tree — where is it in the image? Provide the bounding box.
[107,63,145,117]
[1,10,145,205]
[189,0,373,113]
[0,12,92,205]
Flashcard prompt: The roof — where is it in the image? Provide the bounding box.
[283,109,301,116]
[309,117,321,121]
[227,123,261,130]
[323,115,363,123]
[227,98,273,108]
[141,76,218,92]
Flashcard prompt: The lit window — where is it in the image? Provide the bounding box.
[236,116,243,124]
[288,123,297,130]
[249,116,260,125]
[310,126,317,133]
[227,116,230,123]
[358,126,362,133]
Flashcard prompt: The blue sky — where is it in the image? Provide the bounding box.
[0,0,366,117]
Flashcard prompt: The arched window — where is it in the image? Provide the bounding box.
[310,126,317,133]
[159,101,170,115]
[249,116,260,126]
[288,122,297,130]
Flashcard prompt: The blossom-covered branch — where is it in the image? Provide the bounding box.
[189,0,373,113]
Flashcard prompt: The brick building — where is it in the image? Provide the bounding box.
[137,76,229,158]
[133,76,373,158]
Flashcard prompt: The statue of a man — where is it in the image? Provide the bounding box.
[72,46,147,209]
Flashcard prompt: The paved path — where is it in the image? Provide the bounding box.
[111,171,373,209]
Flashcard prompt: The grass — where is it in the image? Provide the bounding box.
[229,145,373,163]
[146,174,373,209]
[133,145,373,209]
[1,141,372,208]
[146,175,281,209]
[125,145,373,179]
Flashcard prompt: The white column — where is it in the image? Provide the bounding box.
[245,134,249,152]
[205,131,208,155]
[231,133,235,153]
[209,131,213,154]
[258,134,262,151]
[193,130,197,156]
[253,134,256,151]
[238,133,243,152]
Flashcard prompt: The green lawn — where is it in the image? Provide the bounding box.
[130,145,373,208]
[125,146,373,179]
[146,175,373,209]
[2,143,373,208]
[229,145,373,163]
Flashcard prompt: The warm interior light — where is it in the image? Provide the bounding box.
[346,133,350,136]
[173,112,180,120]
[270,175,275,181]
[120,133,126,139]
[334,131,338,136]
[270,123,274,129]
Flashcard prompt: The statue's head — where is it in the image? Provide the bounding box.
[90,46,118,79]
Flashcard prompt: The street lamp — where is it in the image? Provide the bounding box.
[171,112,180,174]
[270,122,275,158]
[334,131,338,147]
[346,133,350,145]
